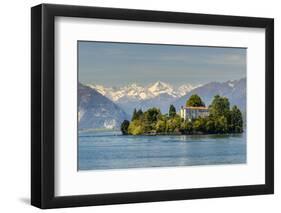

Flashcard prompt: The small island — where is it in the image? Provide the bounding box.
[121,94,243,135]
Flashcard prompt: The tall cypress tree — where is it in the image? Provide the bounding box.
[136,109,143,119]
[131,108,137,121]
[229,105,243,133]
[169,105,176,117]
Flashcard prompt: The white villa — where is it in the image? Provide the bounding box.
[180,106,209,121]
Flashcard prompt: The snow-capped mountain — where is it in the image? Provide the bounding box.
[177,84,200,96]
[79,78,246,130]
[88,81,196,102]
[87,81,197,116]
[147,81,178,97]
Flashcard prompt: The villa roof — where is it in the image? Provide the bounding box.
[181,106,208,110]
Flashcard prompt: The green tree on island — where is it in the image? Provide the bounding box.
[209,95,230,117]
[208,95,243,134]
[186,94,205,107]
[122,94,243,135]
[169,104,176,117]
[131,108,143,121]
[166,115,181,133]
[229,105,243,133]
[121,120,130,135]
[131,108,138,121]
[155,119,166,133]
[180,120,193,134]
[128,118,144,135]
[136,109,143,119]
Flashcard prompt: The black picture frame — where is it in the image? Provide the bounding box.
[31,3,274,209]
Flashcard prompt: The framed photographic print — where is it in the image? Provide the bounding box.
[31,3,274,209]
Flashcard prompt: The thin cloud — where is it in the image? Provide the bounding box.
[205,53,246,66]
[78,41,247,86]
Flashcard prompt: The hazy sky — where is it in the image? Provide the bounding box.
[78,41,246,87]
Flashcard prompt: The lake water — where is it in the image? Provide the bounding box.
[78,131,246,171]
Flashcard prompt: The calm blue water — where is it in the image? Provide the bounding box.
[78,131,246,171]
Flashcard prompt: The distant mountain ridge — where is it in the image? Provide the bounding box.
[79,83,128,130]
[88,81,196,102]
[88,81,197,115]
[79,78,246,130]
[173,78,246,111]
[88,79,245,115]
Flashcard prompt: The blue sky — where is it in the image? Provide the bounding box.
[78,41,246,87]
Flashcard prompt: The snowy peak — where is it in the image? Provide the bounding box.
[177,84,197,96]
[147,81,176,97]
[88,84,108,96]
[148,81,171,92]
[88,81,196,102]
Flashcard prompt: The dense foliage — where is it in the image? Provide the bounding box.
[120,120,130,135]
[186,94,205,107]
[121,95,243,135]
[168,104,176,117]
